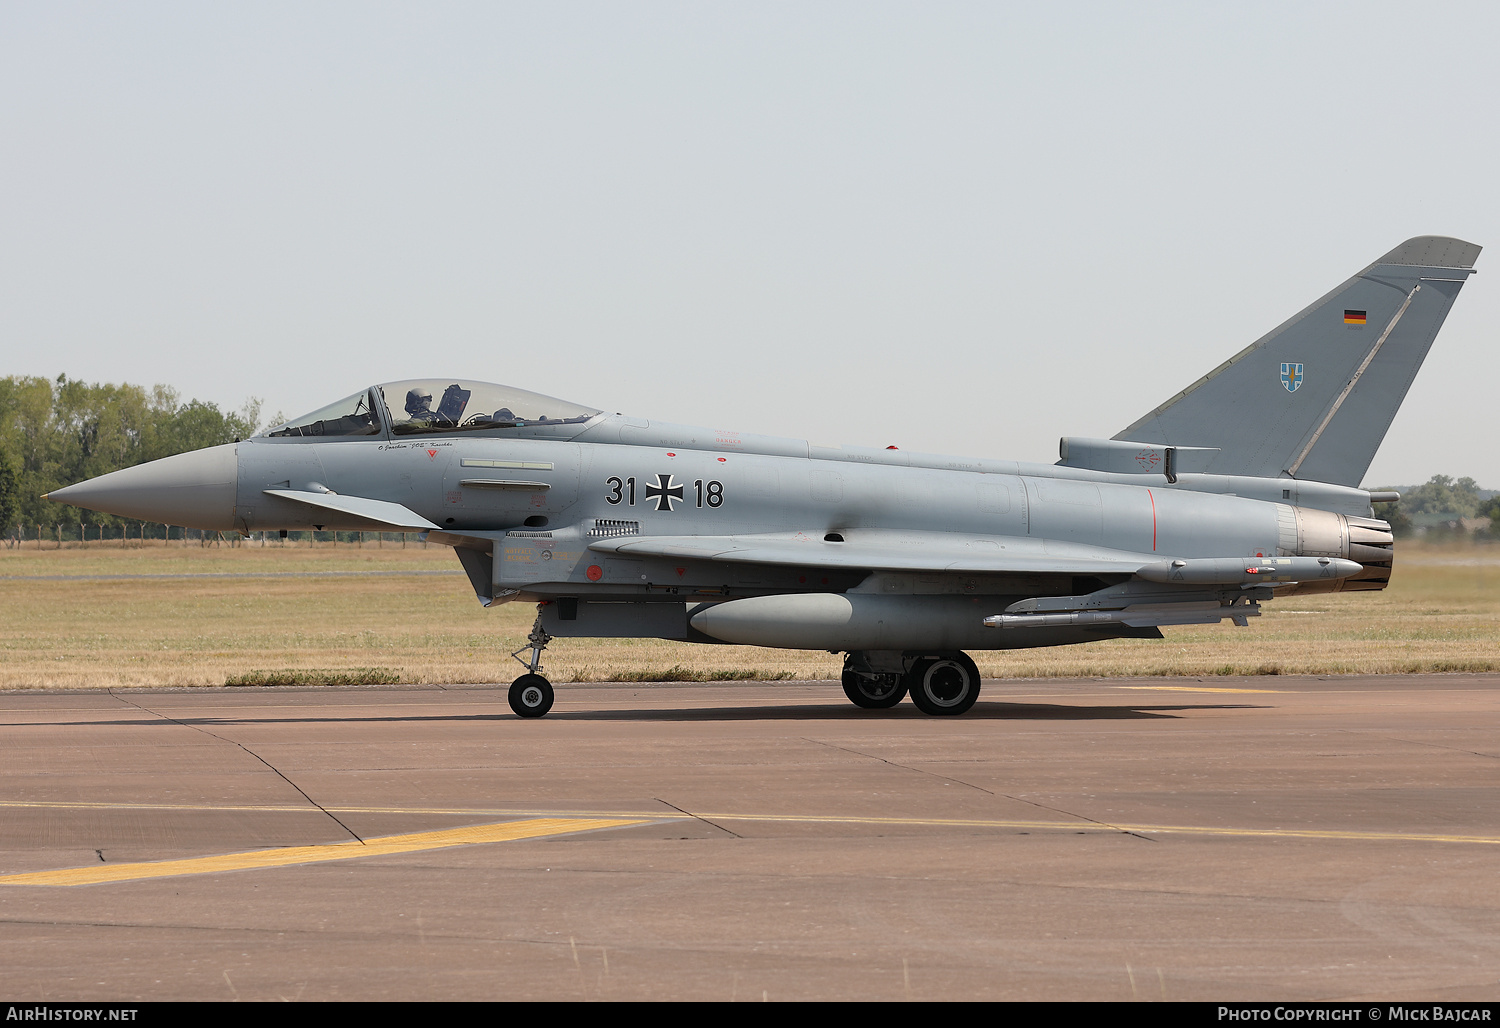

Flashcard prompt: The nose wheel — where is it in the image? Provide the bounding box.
[509,674,554,717]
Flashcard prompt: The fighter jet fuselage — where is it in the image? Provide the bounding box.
[46,236,1482,717]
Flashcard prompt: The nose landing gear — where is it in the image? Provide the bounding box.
[508,611,555,718]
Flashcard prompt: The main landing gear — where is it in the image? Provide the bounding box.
[508,611,555,718]
[504,615,983,719]
[841,666,907,708]
[842,650,982,716]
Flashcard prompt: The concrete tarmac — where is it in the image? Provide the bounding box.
[0,675,1497,1002]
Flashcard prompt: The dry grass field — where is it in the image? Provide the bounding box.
[1,536,1496,689]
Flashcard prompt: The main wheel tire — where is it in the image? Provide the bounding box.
[841,668,908,709]
[508,674,554,718]
[906,653,981,716]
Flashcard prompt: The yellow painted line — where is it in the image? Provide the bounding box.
[4,801,1497,848]
[1115,685,1287,694]
[0,817,644,887]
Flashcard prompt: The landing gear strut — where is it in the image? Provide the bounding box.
[508,610,555,718]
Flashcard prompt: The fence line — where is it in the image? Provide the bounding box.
[2,528,426,550]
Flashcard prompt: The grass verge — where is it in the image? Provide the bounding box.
[224,668,403,687]
[608,665,797,683]
[2,540,1495,688]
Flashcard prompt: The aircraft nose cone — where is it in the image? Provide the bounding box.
[47,443,239,531]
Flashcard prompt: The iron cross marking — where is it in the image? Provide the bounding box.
[645,473,685,512]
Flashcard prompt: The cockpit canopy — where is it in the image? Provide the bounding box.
[262,380,601,439]
[378,380,600,435]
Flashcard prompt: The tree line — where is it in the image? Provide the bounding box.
[1374,475,1500,539]
[0,375,261,538]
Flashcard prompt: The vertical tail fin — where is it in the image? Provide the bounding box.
[1116,236,1480,487]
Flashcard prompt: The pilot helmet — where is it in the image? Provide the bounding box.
[405,389,433,415]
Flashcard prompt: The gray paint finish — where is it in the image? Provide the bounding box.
[43,238,1471,691]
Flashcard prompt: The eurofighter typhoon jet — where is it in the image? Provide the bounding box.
[48,237,1482,717]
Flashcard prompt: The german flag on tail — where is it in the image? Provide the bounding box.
[1344,309,1367,326]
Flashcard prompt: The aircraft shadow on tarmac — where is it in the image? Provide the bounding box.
[13,700,1269,729]
[544,700,1270,722]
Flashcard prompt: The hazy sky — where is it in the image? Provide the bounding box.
[3,2,1496,487]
